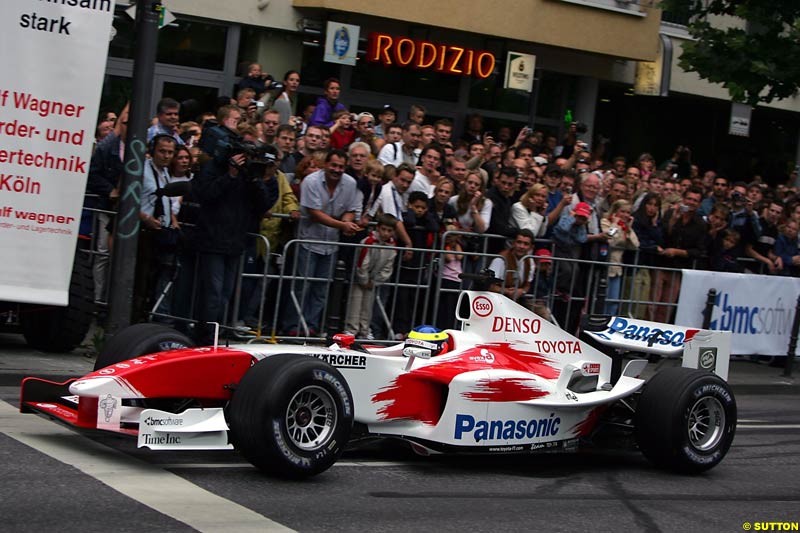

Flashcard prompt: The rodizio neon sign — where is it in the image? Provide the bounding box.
[366,33,496,79]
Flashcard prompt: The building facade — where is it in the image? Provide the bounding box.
[101,0,800,182]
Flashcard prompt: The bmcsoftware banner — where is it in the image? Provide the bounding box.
[0,0,113,305]
[675,270,800,355]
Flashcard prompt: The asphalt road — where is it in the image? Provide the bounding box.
[1,330,798,532]
[1,381,798,533]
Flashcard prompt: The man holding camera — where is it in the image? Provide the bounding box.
[651,185,707,323]
[190,105,279,344]
[728,182,764,269]
[135,134,178,321]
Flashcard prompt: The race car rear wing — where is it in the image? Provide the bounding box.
[581,316,731,380]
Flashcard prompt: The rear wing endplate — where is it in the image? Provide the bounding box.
[582,316,731,380]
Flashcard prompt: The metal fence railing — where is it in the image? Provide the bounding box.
[77,201,786,345]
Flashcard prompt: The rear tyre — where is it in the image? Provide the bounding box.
[635,367,736,474]
[20,249,95,352]
[229,354,353,478]
[93,323,193,370]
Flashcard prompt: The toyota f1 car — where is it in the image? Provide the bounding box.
[21,287,736,478]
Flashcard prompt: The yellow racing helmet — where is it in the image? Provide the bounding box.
[405,325,450,357]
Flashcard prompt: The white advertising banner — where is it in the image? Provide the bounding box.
[0,0,113,305]
[324,22,360,66]
[675,270,800,355]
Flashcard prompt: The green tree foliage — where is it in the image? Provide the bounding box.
[660,0,800,105]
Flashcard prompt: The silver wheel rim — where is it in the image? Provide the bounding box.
[687,396,726,451]
[285,385,337,451]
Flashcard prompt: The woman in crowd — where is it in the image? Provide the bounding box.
[450,170,492,234]
[631,193,663,319]
[448,170,492,276]
[601,199,639,315]
[273,70,300,126]
[308,77,346,128]
[637,152,656,181]
[511,183,548,238]
[429,178,458,233]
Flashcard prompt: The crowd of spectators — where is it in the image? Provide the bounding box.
[86,61,800,342]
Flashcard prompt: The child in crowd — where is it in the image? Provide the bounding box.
[710,229,744,273]
[532,248,555,322]
[436,226,463,330]
[329,110,356,149]
[775,220,800,276]
[345,214,398,338]
[394,191,440,338]
[360,159,385,227]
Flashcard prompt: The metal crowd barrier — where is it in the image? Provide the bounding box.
[76,199,788,346]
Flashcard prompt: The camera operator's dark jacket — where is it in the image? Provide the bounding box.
[190,159,278,255]
[86,133,124,210]
[486,186,516,254]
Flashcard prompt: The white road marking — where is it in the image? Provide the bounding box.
[0,401,294,533]
[737,424,800,430]
[158,461,411,469]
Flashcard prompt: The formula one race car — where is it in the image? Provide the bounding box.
[21,282,736,478]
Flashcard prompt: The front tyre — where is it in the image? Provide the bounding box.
[635,367,736,474]
[94,323,193,370]
[229,354,353,478]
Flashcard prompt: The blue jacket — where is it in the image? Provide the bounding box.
[774,234,799,276]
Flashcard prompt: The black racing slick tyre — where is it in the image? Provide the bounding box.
[229,354,354,478]
[93,323,193,370]
[635,367,736,474]
[20,249,95,352]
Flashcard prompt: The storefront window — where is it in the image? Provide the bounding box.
[162,82,220,121]
[468,74,531,114]
[299,44,342,90]
[109,10,227,70]
[158,21,227,70]
[536,71,578,121]
[98,75,132,116]
[351,61,461,103]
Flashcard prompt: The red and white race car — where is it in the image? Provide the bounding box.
[21,287,736,478]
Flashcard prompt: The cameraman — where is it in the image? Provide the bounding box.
[190,105,279,344]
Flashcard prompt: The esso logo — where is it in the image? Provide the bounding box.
[472,296,493,317]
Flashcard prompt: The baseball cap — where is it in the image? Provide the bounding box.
[534,248,552,263]
[257,143,278,165]
[380,104,397,115]
[573,202,592,218]
[357,112,375,122]
[533,156,548,167]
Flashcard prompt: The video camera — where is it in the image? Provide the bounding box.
[198,122,277,178]
[571,121,589,134]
